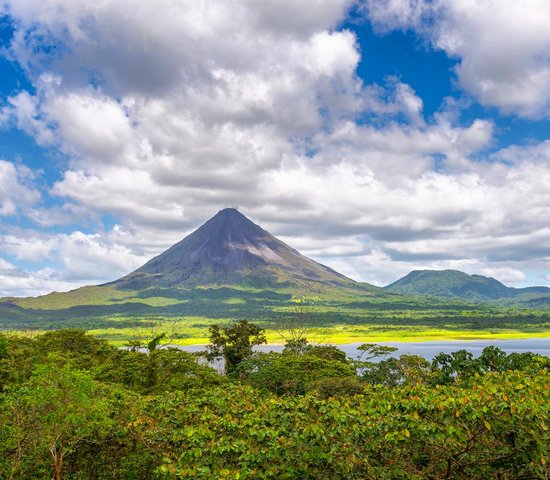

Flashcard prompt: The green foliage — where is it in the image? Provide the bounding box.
[1,329,549,479]
[0,334,6,358]
[140,372,550,479]
[237,350,356,395]
[0,335,37,389]
[0,365,143,480]
[282,337,309,354]
[305,375,365,398]
[206,320,267,374]
[302,344,349,362]
[36,328,117,369]
[362,354,432,386]
[357,343,399,361]
[431,346,550,385]
[4,278,550,345]
[97,347,224,393]
[147,332,167,351]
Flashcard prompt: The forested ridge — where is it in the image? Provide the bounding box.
[0,327,549,479]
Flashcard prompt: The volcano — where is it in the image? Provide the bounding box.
[112,208,364,291]
[0,208,378,328]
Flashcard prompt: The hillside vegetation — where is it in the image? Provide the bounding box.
[385,269,550,305]
[0,329,549,479]
[3,287,550,343]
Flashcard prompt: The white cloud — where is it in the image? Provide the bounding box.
[0,160,40,216]
[0,268,79,298]
[0,91,55,145]
[0,228,150,293]
[362,0,550,118]
[0,256,78,297]
[320,249,529,287]
[361,79,424,124]
[0,0,549,295]
[44,91,133,160]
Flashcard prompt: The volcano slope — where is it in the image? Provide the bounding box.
[111,208,366,291]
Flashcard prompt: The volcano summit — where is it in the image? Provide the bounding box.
[112,208,365,291]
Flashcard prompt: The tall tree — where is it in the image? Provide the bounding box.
[206,320,266,375]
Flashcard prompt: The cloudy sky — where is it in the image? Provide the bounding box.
[1,0,550,296]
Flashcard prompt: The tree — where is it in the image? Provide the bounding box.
[0,364,136,480]
[206,320,267,375]
[353,343,398,377]
[431,349,479,384]
[237,350,355,395]
[362,354,431,386]
[302,344,348,362]
[279,296,320,353]
[357,343,399,362]
[143,371,550,480]
[124,319,178,353]
[477,345,509,372]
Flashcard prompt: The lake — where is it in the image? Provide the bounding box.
[178,338,550,361]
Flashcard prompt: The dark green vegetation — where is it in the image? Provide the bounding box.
[2,286,550,344]
[386,269,550,306]
[1,328,549,479]
[1,209,550,342]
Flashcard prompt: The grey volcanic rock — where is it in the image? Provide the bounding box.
[112,208,363,290]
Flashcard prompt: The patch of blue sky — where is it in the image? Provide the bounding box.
[0,129,58,170]
[99,213,118,232]
[0,17,32,92]
[343,19,457,118]
[343,15,550,158]
[473,110,550,151]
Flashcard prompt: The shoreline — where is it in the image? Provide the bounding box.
[5,327,550,347]
[108,330,550,347]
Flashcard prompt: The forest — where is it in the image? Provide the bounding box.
[0,324,549,479]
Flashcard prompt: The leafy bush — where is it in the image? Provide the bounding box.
[237,351,356,395]
[0,330,549,479]
[141,372,550,479]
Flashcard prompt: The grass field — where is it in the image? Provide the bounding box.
[5,317,550,347]
[2,284,550,345]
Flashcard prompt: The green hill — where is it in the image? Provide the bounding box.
[385,269,550,305]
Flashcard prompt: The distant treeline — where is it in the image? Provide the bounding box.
[0,326,549,479]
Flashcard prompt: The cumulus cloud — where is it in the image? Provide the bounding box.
[0,160,40,216]
[0,90,55,145]
[0,256,80,298]
[362,0,550,118]
[1,0,365,233]
[362,78,425,125]
[320,249,530,287]
[0,0,548,295]
[0,227,152,295]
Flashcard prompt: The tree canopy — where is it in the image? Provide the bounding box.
[0,328,548,479]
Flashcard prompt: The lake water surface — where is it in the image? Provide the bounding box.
[179,338,550,361]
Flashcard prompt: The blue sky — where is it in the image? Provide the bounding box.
[1,0,550,296]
